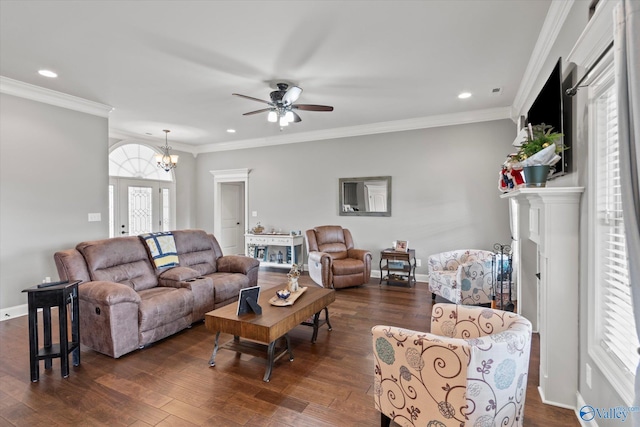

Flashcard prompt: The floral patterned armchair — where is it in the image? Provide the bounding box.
[372,303,532,427]
[428,249,494,305]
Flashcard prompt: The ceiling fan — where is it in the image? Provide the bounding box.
[233,83,334,126]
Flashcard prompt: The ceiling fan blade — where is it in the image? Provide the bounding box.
[232,93,273,105]
[291,111,302,122]
[243,108,273,116]
[292,104,334,112]
[282,86,302,105]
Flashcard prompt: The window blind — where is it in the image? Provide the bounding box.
[595,82,639,376]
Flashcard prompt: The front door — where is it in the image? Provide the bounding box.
[110,178,174,237]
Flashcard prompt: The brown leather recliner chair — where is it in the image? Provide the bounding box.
[305,225,372,289]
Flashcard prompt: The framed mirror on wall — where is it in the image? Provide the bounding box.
[339,176,391,217]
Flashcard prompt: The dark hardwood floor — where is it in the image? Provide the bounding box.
[0,270,579,426]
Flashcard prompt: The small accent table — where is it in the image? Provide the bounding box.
[379,248,416,287]
[22,280,81,382]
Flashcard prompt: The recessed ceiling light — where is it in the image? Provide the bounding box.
[38,69,58,78]
[226,129,236,133]
[458,92,472,99]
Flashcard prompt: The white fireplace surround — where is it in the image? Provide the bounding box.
[501,187,584,409]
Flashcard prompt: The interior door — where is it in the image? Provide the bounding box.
[365,184,387,212]
[220,182,244,255]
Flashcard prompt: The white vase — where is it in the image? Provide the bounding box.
[288,278,299,293]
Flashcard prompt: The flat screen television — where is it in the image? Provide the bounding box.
[526,58,574,177]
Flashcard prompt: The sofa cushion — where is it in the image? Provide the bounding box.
[173,230,218,275]
[209,272,249,303]
[77,236,157,291]
[313,226,349,259]
[138,287,193,332]
[332,258,364,275]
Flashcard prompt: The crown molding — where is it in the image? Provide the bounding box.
[4,78,510,156]
[0,76,113,118]
[194,106,511,154]
[511,0,576,119]
[109,128,195,155]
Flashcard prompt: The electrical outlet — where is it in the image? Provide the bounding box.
[416,259,422,267]
[586,363,592,388]
[252,211,258,217]
[88,213,101,222]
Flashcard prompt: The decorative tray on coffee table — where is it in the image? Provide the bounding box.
[269,287,307,307]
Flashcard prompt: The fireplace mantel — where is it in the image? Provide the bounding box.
[500,187,584,409]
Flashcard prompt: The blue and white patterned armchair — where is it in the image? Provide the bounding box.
[428,249,494,305]
[372,303,532,427]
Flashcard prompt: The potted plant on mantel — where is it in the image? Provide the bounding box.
[516,123,567,187]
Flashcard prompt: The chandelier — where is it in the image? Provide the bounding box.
[155,129,178,172]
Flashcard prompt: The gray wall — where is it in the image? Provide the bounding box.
[195,119,515,275]
[0,93,108,309]
[173,149,197,229]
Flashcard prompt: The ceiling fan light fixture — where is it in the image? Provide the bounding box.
[284,110,294,123]
[282,86,302,105]
[234,83,333,126]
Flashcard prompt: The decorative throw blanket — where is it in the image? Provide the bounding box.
[140,232,179,269]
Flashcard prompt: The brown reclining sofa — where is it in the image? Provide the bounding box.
[54,229,259,358]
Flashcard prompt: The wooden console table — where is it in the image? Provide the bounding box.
[379,248,416,287]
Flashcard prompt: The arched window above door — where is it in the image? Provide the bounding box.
[109,143,173,181]
[108,143,176,237]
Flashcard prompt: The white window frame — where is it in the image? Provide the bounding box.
[587,58,637,406]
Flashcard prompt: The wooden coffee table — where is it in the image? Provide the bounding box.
[205,286,335,382]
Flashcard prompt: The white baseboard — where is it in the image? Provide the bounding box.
[538,386,577,411]
[576,392,599,427]
[0,304,28,321]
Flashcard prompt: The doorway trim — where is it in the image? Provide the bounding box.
[210,168,250,250]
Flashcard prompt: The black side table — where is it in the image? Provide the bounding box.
[22,280,81,382]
